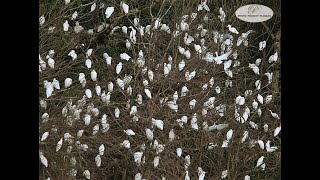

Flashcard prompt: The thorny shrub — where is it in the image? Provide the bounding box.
[39,0,280,179]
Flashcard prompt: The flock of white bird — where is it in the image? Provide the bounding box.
[39,0,280,179]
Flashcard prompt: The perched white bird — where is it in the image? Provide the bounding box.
[265,95,273,104]
[167,101,178,112]
[86,49,93,58]
[95,154,101,167]
[241,131,249,143]
[39,151,48,167]
[71,11,78,20]
[85,59,92,69]
[52,78,60,90]
[259,41,266,51]
[117,78,125,90]
[185,50,191,59]
[122,26,128,34]
[91,70,97,81]
[153,156,160,168]
[185,171,190,180]
[63,20,69,31]
[257,94,264,104]
[266,140,278,153]
[130,105,137,116]
[256,156,265,167]
[264,124,269,132]
[226,129,233,141]
[169,129,175,142]
[56,138,63,152]
[124,129,135,136]
[221,170,228,179]
[121,1,129,14]
[181,85,189,97]
[120,140,131,149]
[45,82,54,98]
[83,170,91,179]
[120,53,131,61]
[40,132,49,141]
[265,72,273,84]
[99,144,105,155]
[83,114,91,125]
[172,91,179,103]
[274,126,281,137]
[194,44,202,53]
[39,15,45,26]
[268,52,278,63]
[94,84,101,96]
[236,96,245,106]
[148,70,154,81]
[48,58,55,69]
[68,50,77,60]
[249,63,259,75]
[191,113,198,130]
[257,108,262,117]
[135,173,142,180]
[255,80,261,90]
[64,0,70,5]
[105,7,115,18]
[85,89,92,98]
[257,140,265,149]
[145,128,153,141]
[252,100,258,110]
[184,155,191,168]
[215,86,221,94]
[189,99,197,109]
[184,33,194,46]
[176,148,182,157]
[134,152,143,166]
[116,62,123,75]
[112,107,120,118]
[179,60,186,71]
[124,39,131,49]
[152,118,164,130]
[144,88,152,99]
[198,168,206,180]
[255,58,262,66]
[227,24,239,34]
[244,175,251,180]
[103,53,112,65]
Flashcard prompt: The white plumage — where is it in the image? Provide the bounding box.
[257,94,264,104]
[95,84,101,96]
[145,128,153,141]
[176,148,182,157]
[153,156,160,168]
[105,7,114,18]
[48,58,55,69]
[179,60,186,71]
[144,88,152,99]
[114,107,120,118]
[124,129,135,136]
[85,89,92,98]
[120,140,131,149]
[120,53,131,61]
[95,154,101,167]
[116,62,123,74]
[40,132,49,141]
[39,151,48,167]
[83,170,91,179]
[227,24,239,34]
[117,78,125,90]
[99,144,105,155]
[63,20,69,31]
[85,59,92,69]
[91,70,97,81]
[56,138,63,152]
[168,129,175,142]
[121,1,129,14]
[235,96,245,106]
[256,156,265,167]
[274,126,281,137]
[152,118,164,130]
[108,82,114,92]
[226,129,233,141]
